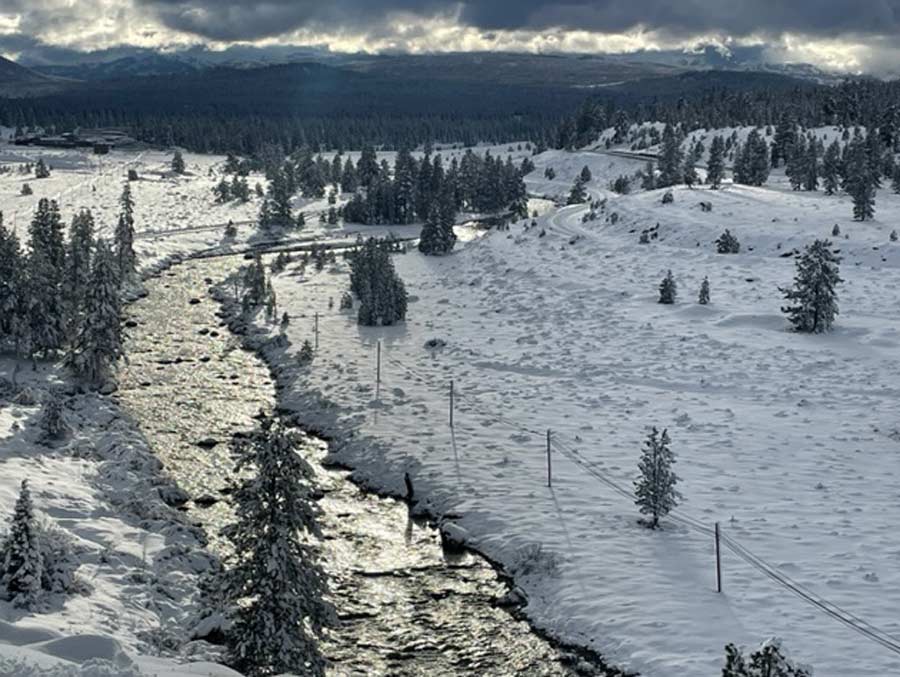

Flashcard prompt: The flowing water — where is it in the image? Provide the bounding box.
[116,256,614,677]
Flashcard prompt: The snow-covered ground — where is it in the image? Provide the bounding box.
[6,132,900,676]
[244,151,900,677]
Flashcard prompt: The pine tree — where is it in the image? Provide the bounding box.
[171,150,186,174]
[356,145,379,188]
[780,239,842,333]
[0,480,43,608]
[261,168,293,227]
[698,277,710,305]
[634,428,681,529]
[657,123,683,187]
[716,229,741,254]
[222,416,333,677]
[298,340,314,365]
[351,239,408,327]
[115,184,137,278]
[658,270,677,304]
[785,135,806,190]
[822,139,842,195]
[0,214,24,344]
[214,178,232,203]
[579,165,592,183]
[722,639,812,677]
[26,199,66,358]
[803,137,820,191]
[771,111,797,168]
[842,131,876,221]
[567,177,588,205]
[39,390,67,440]
[63,209,95,334]
[393,148,417,224]
[35,159,51,179]
[419,189,458,256]
[707,135,725,189]
[66,240,124,386]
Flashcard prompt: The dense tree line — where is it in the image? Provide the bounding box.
[343,149,528,226]
[0,189,133,385]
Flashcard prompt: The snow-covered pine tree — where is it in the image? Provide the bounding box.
[0,214,24,346]
[34,159,51,179]
[822,139,842,195]
[171,150,186,174]
[771,111,797,168]
[780,239,842,333]
[63,209,95,335]
[351,239,408,326]
[716,229,741,254]
[658,270,677,304]
[213,178,231,203]
[0,480,43,608]
[634,427,681,529]
[707,135,725,189]
[842,130,876,221]
[222,415,333,677]
[241,253,268,312]
[749,129,771,186]
[579,165,592,183]
[26,200,66,359]
[698,277,710,305]
[115,184,137,279]
[66,239,124,386]
[393,148,417,224]
[39,390,67,441]
[657,123,683,188]
[566,177,587,205]
[418,189,457,256]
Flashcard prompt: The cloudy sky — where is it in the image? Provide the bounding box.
[2,0,900,74]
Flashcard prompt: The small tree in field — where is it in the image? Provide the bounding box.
[658,270,677,304]
[716,229,741,254]
[698,277,710,305]
[634,427,681,529]
[0,480,43,608]
[780,239,842,333]
[171,150,186,175]
[567,177,587,205]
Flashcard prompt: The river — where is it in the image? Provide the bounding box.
[116,255,618,677]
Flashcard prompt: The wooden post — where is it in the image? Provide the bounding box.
[449,380,454,428]
[546,429,552,487]
[314,312,319,351]
[715,522,722,593]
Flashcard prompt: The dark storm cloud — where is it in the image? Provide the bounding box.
[133,0,900,42]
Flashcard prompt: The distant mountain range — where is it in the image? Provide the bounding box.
[15,45,842,88]
[0,56,69,97]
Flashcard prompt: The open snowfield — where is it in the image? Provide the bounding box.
[247,149,900,676]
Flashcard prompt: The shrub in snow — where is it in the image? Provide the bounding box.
[634,428,682,529]
[222,415,334,677]
[832,224,841,237]
[780,239,842,334]
[171,150,186,174]
[0,480,43,608]
[699,277,710,305]
[39,391,68,442]
[639,232,650,245]
[223,221,237,239]
[127,169,139,181]
[339,292,353,310]
[658,270,677,304]
[21,183,32,195]
[722,638,812,677]
[661,190,674,204]
[36,517,84,596]
[891,230,898,242]
[510,543,560,578]
[297,340,314,366]
[716,229,741,254]
[610,175,631,195]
